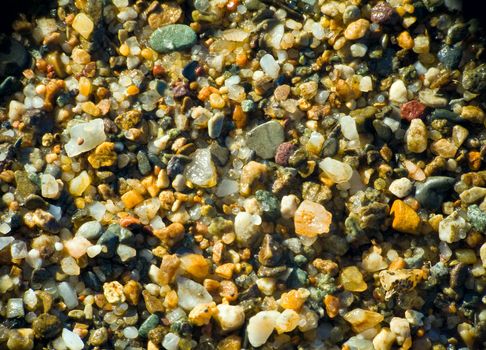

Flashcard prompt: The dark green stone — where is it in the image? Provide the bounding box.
[139,314,160,338]
[255,190,280,219]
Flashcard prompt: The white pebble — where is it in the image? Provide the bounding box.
[340,115,359,141]
[280,195,299,219]
[62,328,84,350]
[389,80,408,104]
[388,178,413,198]
[162,333,180,350]
[247,310,280,347]
[260,54,280,79]
[123,326,139,339]
[351,43,368,57]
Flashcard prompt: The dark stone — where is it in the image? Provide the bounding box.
[258,234,283,267]
[182,61,199,82]
[322,136,338,157]
[82,271,102,291]
[446,23,468,45]
[255,190,279,219]
[0,35,31,79]
[428,109,462,123]
[96,230,119,258]
[166,156,186,178]
[437,45,463,70]
[415,176,456,210]
[155,80,167,95]
[287,267,309,288]
[137,151,151,175]
[31,268,52,284]
[24,194,49,210]
[32,313,62,339]
[373,119,392,141]
[450,263,468,290]
[0,76,21,96]
[208,142,229,166]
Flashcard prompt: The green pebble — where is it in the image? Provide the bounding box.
[467,205,486,232]
[139,314,160,338]
[255,190,280,219]
[149,24,197,53]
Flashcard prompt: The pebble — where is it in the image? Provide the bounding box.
[406,119,428,153]
[373,328,396,350]
[439,210,469,243]
[344,19,370,40]
[184,148,217,187]
[415,176,455,210]
[176,276,213,311]
[259,54,280,79]
[274,142,295,166]
[103,281,126,304]
[390,200,421,234]
[389,317,411,347]
[340,266,367,292]
[32,313,62,339]
[294,200,332,237]
[62,328,84,350]
[400,100,426,122]
[149,24,197,53]
[246,121,284,159]
[72,13,94,39]
[437,45,463,70]
[343,308,384,333]
[76,221,102,240]
[247,310,280,347]
[389,80,408,104]
[139,314,160,338]
[389,178,413,198]
[64,119,107,157]
[370,2,396,24]
[462,64,486,92]
[319,157,353,183]
[234,211,261,245]
[215,304,245,331]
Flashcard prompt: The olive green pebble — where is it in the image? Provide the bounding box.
[88,327,108,346]
[32,313,62,339]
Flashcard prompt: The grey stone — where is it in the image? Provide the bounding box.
[149,24,197,53]
[209,142,229,166]
[437,45,462,70]
[246,120,284,159]
[415,176,456,210]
